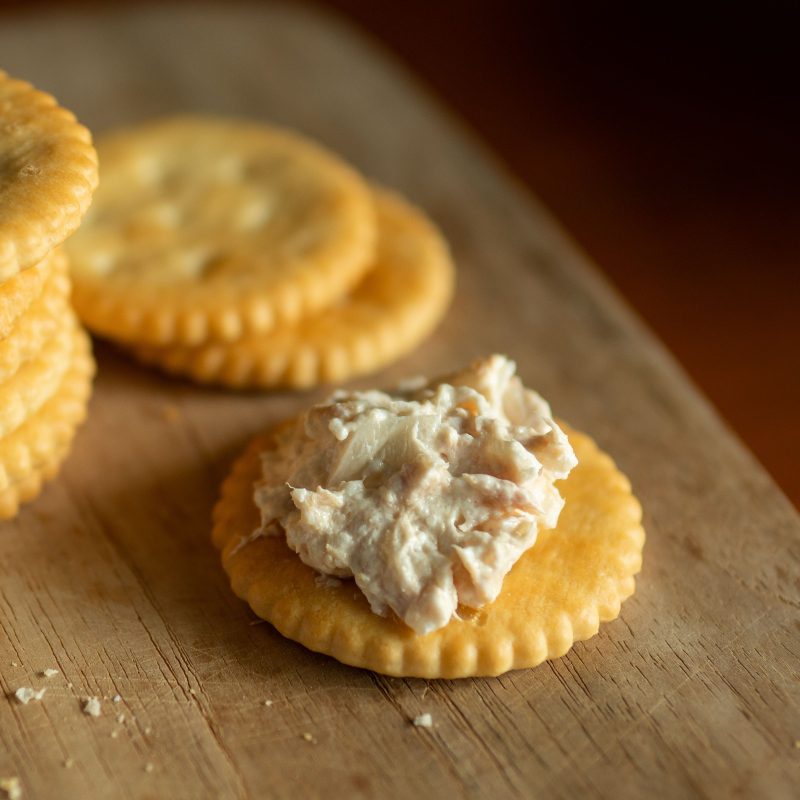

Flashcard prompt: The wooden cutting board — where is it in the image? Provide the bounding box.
[1,5,798,799]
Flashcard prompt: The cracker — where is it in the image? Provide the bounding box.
[0,249,55,340]
[0,439,70,520]
[213,423,645,678]
[0,71,98,281]
[0,325,93,518]
[0,308,76,440]
[131,189,454,388]
[0,249,70,383]
[67,116,376,346]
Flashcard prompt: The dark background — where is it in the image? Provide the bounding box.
[1,0,798,504]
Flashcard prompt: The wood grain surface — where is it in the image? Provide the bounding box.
[1,5,798,799]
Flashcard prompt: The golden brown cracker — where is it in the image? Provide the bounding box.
[0,308,77,440]
[0,250,70,382]
[132,189,454,388]
[0,440,71,520]
[0,248,59,339]
[0,325,93,517]
[213,423,645,678]
[67,116,376,346]
[0,71,98,280]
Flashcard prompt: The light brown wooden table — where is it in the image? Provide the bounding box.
[1,5,798,799]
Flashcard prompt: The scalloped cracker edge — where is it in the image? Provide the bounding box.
[131,188,454,388]
[0,249,71,383]
[0,326,94,517]
[0,308,77,440]
[0,248,62,339]
[0,71,98,280]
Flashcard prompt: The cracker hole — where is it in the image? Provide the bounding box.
[279,226,324,257]
[199,252,232,278]
[161,248,211,280]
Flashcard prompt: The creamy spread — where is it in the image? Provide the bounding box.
[253,355,577,635]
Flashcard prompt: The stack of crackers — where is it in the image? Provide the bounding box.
[0,72,97,518]
[64,116,454,388]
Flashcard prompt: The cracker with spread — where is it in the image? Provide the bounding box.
[214,355,645,678]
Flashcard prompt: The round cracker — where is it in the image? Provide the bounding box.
[0,71,98,281]
[67,116,376,346]
[131,189,454,388]
[0,250,70,383]
[0,325,93,518]
[0,248,58,340]
[213,423,645,679]
[0,441,71,520]
[0,308,77,440]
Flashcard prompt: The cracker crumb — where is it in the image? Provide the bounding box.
[67,682,73,689]
[144,763,154,773]
[144,726,152,735]
[41,668,59,679]
[301,732,316,743]
[14,687,45,705]
[412,713,433,728]
[189,688,196,695]
[116,713,125,724]
[82,697,101,717]
[421,685,429,699]
[10,662,17,668]
[110,730,119,739]
[63,759,74,769]
[0,776,22,800]
[112,694,122,703]
[264,699,273,707]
